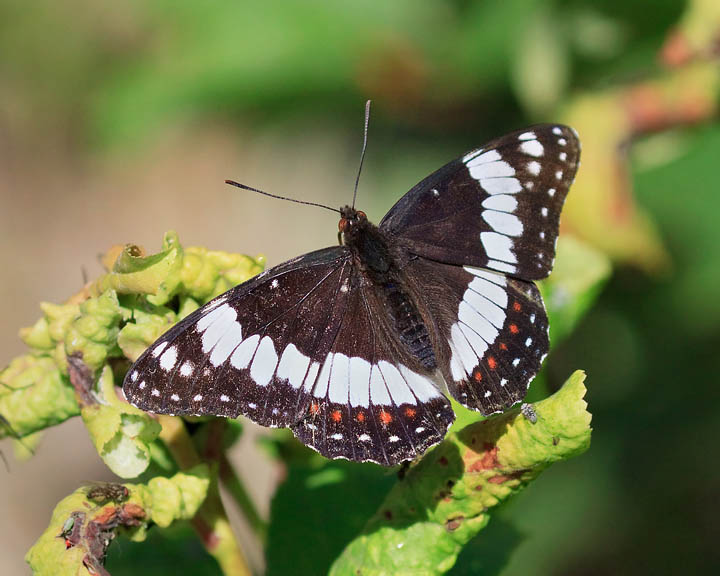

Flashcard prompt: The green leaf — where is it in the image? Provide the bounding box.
[117,305,177,362]
[330,371,591,576]
[180,246,265,303]
[0,355,79,438]
[81,366,161,478]
[266,458,395,576]
[65,290,123,373]
[539,235,611,346]
[93,231,185,306]
[26,466,211,575]
[144,465,211,527]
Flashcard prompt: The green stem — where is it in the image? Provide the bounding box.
[158,416,252,576]
[219,451,268,544]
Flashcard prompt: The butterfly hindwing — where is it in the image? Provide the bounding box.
[402,257,549,414]
[380,124,580,281]
[291,267,454,465]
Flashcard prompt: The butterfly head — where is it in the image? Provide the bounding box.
[338,206,367,236]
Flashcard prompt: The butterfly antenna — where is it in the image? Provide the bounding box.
[352,100,372,209]
[224,181,340,214]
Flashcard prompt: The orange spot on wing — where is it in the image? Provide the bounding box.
[309,402,320,415]
[379,410,393,425]
[500,343,508,350]
[473,370,483,382]
[331,409,342,423]
[356,411,365,422]
[404,407,416,418]
[487,356,497,369]
[509,324,519,334]
[513,302,522,312]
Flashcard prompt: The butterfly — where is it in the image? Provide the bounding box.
[123,121,580,466]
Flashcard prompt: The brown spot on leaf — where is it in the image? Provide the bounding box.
[445,516,464,531]
[438,455,448,466]
[384,509,393,520]
[467,443,499,472]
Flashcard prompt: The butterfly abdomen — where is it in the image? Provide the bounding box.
[382,281,436,370]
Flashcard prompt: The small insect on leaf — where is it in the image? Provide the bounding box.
[85,483,130,505]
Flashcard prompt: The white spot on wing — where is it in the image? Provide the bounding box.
[171,394,180,402]
[180,362,194,377]
[369,364,391,405]
[210,320,243,366]
[358,433,371,442]
[201,305,238,354]
[463,287,506,328]
[527,161,541,176]
[464,149,500,165]
[152,341,168,358]
[302,361,321,393]
[277,343,311,390]
[328,353,350,404]
[482,194,517,213]
[399,365,441,402]
[520,140,544,157]
[459,301,499,345]
[480,232,517,264]
[487,260,516,273]
[469,160,515,180]
[481,177,523,195]
[464,266,508,286]
[230,334,260,370]
[482,210,523,236]
[450,323,478,375]
[552,127,563,135]
[518,131,535,141]
[312,354,333,398]
[130,371,138,382]
[459,321,489,359]
[378,361,416,405]
[469,276,509,308]
[160,346,178,372]
[250,336,278,387]
[349,357,371,408]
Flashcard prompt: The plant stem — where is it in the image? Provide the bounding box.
[158,415,252,576]
[219,451,268,544]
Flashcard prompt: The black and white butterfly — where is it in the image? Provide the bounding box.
[123,121,580,466]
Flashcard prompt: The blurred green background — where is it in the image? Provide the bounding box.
[1,0,718,574]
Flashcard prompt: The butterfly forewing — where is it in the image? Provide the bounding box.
[380,124,580,281]
[124,247,352,425]
[402,258,549,414]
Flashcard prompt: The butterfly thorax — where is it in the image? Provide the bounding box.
[339,206,437,370]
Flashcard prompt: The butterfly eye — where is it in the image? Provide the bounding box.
[357,211,366,220]
[338,218,349,232]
